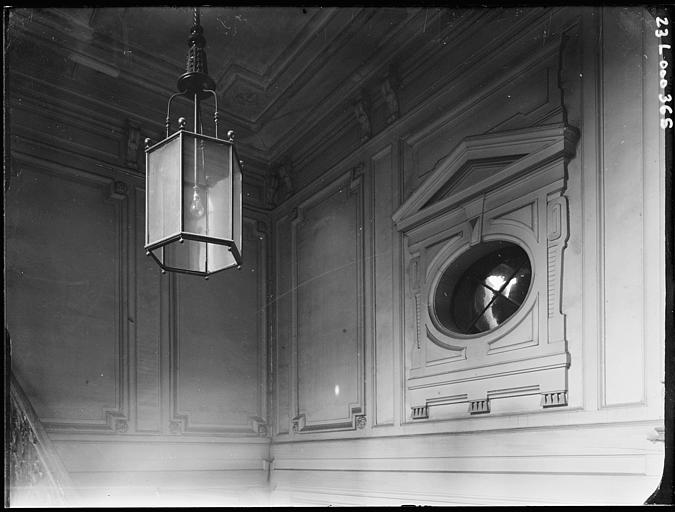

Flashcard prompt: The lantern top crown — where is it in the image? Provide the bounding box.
[177,7,216,97]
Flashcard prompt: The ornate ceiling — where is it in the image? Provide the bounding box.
[8,7,439,168]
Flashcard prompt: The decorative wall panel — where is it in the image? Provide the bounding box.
[134,187,162,433]
[5,163,128,431]
[274,215,293,435]
[371,147,395,426]
[599,7,647,407]
[290,168,366,432]
[171,218,267,434]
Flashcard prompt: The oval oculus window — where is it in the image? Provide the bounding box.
[433,241,532,335]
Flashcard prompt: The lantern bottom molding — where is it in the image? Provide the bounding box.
[145,233,242,277]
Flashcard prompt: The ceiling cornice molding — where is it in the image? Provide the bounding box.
[261,7,425,162]
[10,9,265,135]
[283,8,572,170]
[274,19,575,210]
[10,69,274,169]
[397,9,492,88]
[214,7,340,94]
[8,7,572,174]
[236,8,379,131]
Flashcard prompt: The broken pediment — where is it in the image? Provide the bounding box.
[393,124,579,233]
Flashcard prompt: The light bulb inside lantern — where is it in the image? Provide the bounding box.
[190,186,205,218]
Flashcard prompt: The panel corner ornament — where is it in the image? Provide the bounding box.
[250,416,269,436]
[291,414,306,433]
[355,414,367,430]
[113,419,129,433]
[168,419,184,435]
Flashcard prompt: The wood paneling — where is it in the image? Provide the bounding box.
[599,7,647,407]
[6,5,667,506]
[172,219,267,434]
[133,187,162,433]
[274,215,293,435]
[371,147,395,426]
[291,170,366,431]
[6,165,127,430]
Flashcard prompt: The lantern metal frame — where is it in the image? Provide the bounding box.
[144,7,243,278]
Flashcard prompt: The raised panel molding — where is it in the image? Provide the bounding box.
[395,124,578,421]
[6,155,131,433]
[168,217,268,436]
[289,166,366,433]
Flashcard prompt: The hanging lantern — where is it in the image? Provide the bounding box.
[145,7,242,278]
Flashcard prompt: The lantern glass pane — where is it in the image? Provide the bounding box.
[182,134,232,241]
[159,240,238,274]
[147,136,181,246]
[207,242,238,271]
[232,152,243,253]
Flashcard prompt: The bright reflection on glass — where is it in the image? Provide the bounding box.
[334,385,340,396]
[434,242,532,335]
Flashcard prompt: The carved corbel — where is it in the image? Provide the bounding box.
[351,161,365,183]
[123,119,142,169]
[277,161,294,202]
[353,91,371,143]
[380,68,400,124]
[546,191,568,344]
[266,159,294,208]
[265,170,280,208]
[349,161,365,194]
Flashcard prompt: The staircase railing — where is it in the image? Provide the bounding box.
[8,370,76,507]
